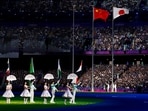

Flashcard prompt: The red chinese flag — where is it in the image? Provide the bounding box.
[93,8,109,21]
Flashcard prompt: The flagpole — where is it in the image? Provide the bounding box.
[111,8,115,92]
[72,3,75,73]
[91,5,95,92]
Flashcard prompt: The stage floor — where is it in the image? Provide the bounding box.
[51,92,148,111]
[0,92,148,111]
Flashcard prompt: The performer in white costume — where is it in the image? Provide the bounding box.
[41,82,51,104]
[20,82,31,104]
[70,83,79,104]
[62,83,73,105]
[50,80,59,103]
[105,82,110,92]
[29,80,36,103]
[2,81,14,104]
[113,82,117,92]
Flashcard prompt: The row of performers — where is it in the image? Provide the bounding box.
[2,80,78,105]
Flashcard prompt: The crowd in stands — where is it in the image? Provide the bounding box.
[0,25,147,53]
[0,0,143,15]
[78,63,148,92]
[99,0,142,11]
[0,0,147,22]
[0,0,147,54]
[92,25,148,51]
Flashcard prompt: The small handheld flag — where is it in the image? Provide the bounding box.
[57,59,61,79]
[76,60,83,73]
[30,57,34,74]
[6,58,10,75]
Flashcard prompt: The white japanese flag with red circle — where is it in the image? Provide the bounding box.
[113,7,129,19]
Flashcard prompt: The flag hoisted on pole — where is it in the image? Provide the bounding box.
[113,7,129,19]
[6,58,10,75]
[93,7,109,21]
[91,6,109,92]
[111,7,129,92]
[57,59,61,79]
[29,57,34,74]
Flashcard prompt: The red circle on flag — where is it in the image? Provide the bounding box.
[119,10,125,15]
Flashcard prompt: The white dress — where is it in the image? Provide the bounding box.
[62,86,73,98]
[20,84,31,97]
[41,85,51,97]
[2,84,14,98]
